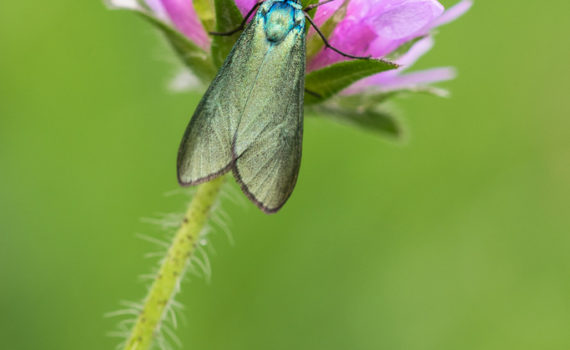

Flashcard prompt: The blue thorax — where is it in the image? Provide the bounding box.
[262,0,305,43]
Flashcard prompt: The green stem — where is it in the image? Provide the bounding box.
[123,176,226,350]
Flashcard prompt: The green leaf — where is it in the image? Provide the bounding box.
[308,103,403,139]
[306,0,349,60]
[193,0,216,32]
[304,59,399,104]
[136,11,217,84]
[211,0,243,68]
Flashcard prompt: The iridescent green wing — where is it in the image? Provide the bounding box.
[178,1,306,213]
[177,12,271,185]
[233,10,306,213]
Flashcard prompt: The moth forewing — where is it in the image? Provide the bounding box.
[177,0,306,213]
[177,6,269,186]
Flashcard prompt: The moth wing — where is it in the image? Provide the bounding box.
[177,18,270,185]
[233,24,306,213]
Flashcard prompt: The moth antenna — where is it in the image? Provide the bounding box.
[303,0,337,12]
[209,1,264,36]
[304,13,371,60]
[305,88,323,98]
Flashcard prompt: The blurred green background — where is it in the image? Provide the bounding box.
[1,1,568,349]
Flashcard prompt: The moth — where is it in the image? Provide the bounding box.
[177,0,367,213]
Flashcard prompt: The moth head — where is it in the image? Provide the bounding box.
[264,2,296,43]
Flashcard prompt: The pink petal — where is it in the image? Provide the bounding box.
[396,36,434,68]
[368,0,444,39]
[308,0,446,69]
[345,66,456,94]
[432,0,473,27]
[365,36,434,85]
[145,0,168,21]
[160,0,210,50]
[307,18,377,71]
[234,0,258,17]
[365,0,443,57]
[376,67,456,91]
[313,0,344,26]
[342,36,436,94]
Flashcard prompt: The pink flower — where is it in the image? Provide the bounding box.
[145,0,210,50]
[309,0,445,70]
[234,0,258,15]
[346,0,472,94]
[343,36,456,94]
[235,0,471,93]
[132,0,471,95]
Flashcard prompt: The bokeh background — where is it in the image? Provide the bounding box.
[1,1,569,349]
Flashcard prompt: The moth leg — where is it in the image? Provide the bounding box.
[303,0,337,12]
[304,88,322,98]
[209,1,263,36]
[304,13,371,60]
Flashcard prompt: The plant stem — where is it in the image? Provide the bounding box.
[123,176,226,350]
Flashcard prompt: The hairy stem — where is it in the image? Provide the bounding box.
[123,176,226,350]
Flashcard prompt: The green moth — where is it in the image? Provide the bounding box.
[177,0,363,213]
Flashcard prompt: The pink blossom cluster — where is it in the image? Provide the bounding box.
[145,0,471,94]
